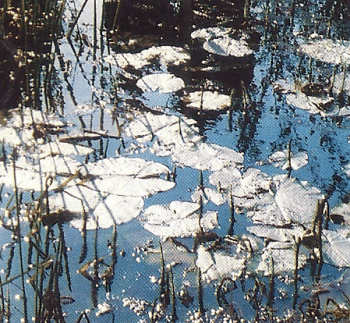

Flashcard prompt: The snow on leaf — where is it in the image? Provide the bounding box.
[38,141,94,158]
[124,112,202,155]
[9,108,67,129]
[257,150,308,170]
[87,175,175,197]
[274,175,323,224]
[298,39,350,65]
[141,201,218,239]
[257,243,307,275]
[203,36,253,57]
[37,155,83,175]
[105,46,190,70]
[84,157,170,178]
[191,27,232,40]
[286,92,335,116]
[172,142,243,171]
[191,187,226,206]
[196,241,247,283]
[323,229,350,267]
[136,73,185,93]
[247,225,306,242]
[183,91,231,111]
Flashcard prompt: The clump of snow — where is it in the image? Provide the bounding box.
[96,302,112,316]
[203,36,254,57]
[183,91,231,111]
[141,201,218,239]
[299,39,350,65]
[136,73,185,93]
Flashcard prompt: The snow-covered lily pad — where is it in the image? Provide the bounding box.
[257,150,308,170]
[203,36,253,57]
[183,91,231,111]
[105,46,190,70]
[136,73,185,93]
[299,39,350,65]
[172,142,243,171]
[140,201,218,239]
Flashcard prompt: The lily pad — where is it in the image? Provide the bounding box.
[105,46,190,70]
[136,73,185,93]
[140,201,219,239]
[172,142,243,171]
[203,36,254,57]
[298,39,350,65]
[183,91,231,111]
[274,175,323,224]
[124,112,202,156]
[257,150,308,170]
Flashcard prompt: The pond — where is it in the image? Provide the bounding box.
[1,0,350,322]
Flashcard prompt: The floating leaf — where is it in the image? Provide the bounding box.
[183,91,231,111]
[203,36,253,57]
[257,150,308,170]
[257,242,307,275]
[124,112,202,155]
[141,201,218,239]
[136,73,185,93]
[298,39,350,65]
[172,142,243,171]
[274,175,323,224]
[196,240,247,283]
[191,27,232,40]
[105,46,190,70]
[323,229,350,267]
[38,141,94,158]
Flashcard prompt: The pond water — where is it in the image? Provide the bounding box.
[1,0,350,322]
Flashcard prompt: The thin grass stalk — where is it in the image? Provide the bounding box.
[228,191,235,236]
[79,202,88,263]
[5,245,15,281]
[0,276,4,317]
[197,267,205,316]
[159,242,167,305]
[91,224,99,307]
[169,266,177,322]
[266,257,275,313]
[20,0,30,102]
[58,223,72,292]
[92,0,97,62]
[316,200,324,281]
[12,150,28,323]
[286,139,292,178]
[66,0,90,38]
[6,286,10,322]
[292,237,301,310]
